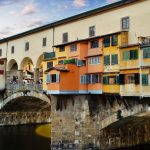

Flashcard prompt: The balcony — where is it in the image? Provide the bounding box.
[138,36,150,47]
[43,52,55,60]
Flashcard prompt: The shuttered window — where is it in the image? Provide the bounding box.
[90,40,99,48]
[112,35,118,46]
[130,50,138,60]
[142,74,149,86]
[103,76,119,85]
[47,62,53,68]
[119,74,125,85]
[70,44,77,51]
[123,51,130,60]
[111,54,118,65]
[89,26,95,37]
[0,70,4,75]
[123,50,138,60]
[143,47,150,58]
[90,74,100,84]
[46,75,51,83]
[0,49,2,56]
[104,55,110,65]
[43,38,47,46]
[62,32,68,43]
[104,36,110,47]
[80,75,90,84]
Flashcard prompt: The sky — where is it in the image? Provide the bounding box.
[0,0,119,38]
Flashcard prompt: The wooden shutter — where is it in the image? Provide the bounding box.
[135,73,140,84]
[119,74,125,85]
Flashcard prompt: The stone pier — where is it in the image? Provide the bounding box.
[50,95,150,150]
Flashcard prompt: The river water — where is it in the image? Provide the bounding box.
[0,124,51,150]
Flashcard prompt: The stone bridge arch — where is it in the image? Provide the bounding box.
[0,90,51,110]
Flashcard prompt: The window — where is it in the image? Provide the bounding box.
[63,32,68,43]
[0,49,2,56]
[47,62,53,68]
[58,60,64,65]
[25,42,29,51]
[59,46,65,52]
[89,56,100,65]
[11,46,14,54]
[90,40,99,48]
[70,44,77,52]
[130,50,138,60]
[0,60,4,65]
[121,17,129,30]
[143,47,150,58]
[90,74,101,84]
[104,55,110,65]
[122,50,138,60]
[123,51,130,60]
[0,70,4,75]
[80,75,89,84]
[104,36,110,47]
[111,54,118,65]
[89,26,95,37]
[142,74,149,86]
[126,74,135,84]
[51,74,59,83]
[43,38,47,47]
[112,35,118,46]
[103,76,119,85]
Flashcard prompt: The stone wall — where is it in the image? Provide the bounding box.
[50,94,150,150]
[0,111,51,126]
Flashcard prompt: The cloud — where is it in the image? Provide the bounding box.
[0,0,20,6]
[21,3,37,15]
[106,0,119,4]
[26,19,45,28]
[73,0,86,8]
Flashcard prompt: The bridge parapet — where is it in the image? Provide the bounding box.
[6,83,43,94]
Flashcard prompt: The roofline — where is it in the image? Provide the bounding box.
[0,0,140,43]
[53,31,127,47]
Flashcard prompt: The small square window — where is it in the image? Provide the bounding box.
[70,44,77,52]
[43,38,47,47]
[25,42,29,51]
[62,32,68,43]
[89,26,95,37]
[90,40,99,48]
[11,46,14,54]
[121,17,129,30]
[59,46,65,52]
[47,62,53,69]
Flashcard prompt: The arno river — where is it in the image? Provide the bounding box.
[0,124,51,150]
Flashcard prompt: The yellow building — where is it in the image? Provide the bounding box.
[103,31,128,94]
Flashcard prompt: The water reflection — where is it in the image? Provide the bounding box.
[0,124,50,150]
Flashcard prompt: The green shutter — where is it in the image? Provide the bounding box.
[111,54,118,65]
[123,51,130,61]
[104,55,110,65]
[143,47,150,58]
[142,74,148,86]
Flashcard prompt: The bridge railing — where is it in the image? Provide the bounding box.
[6,83,43,93]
